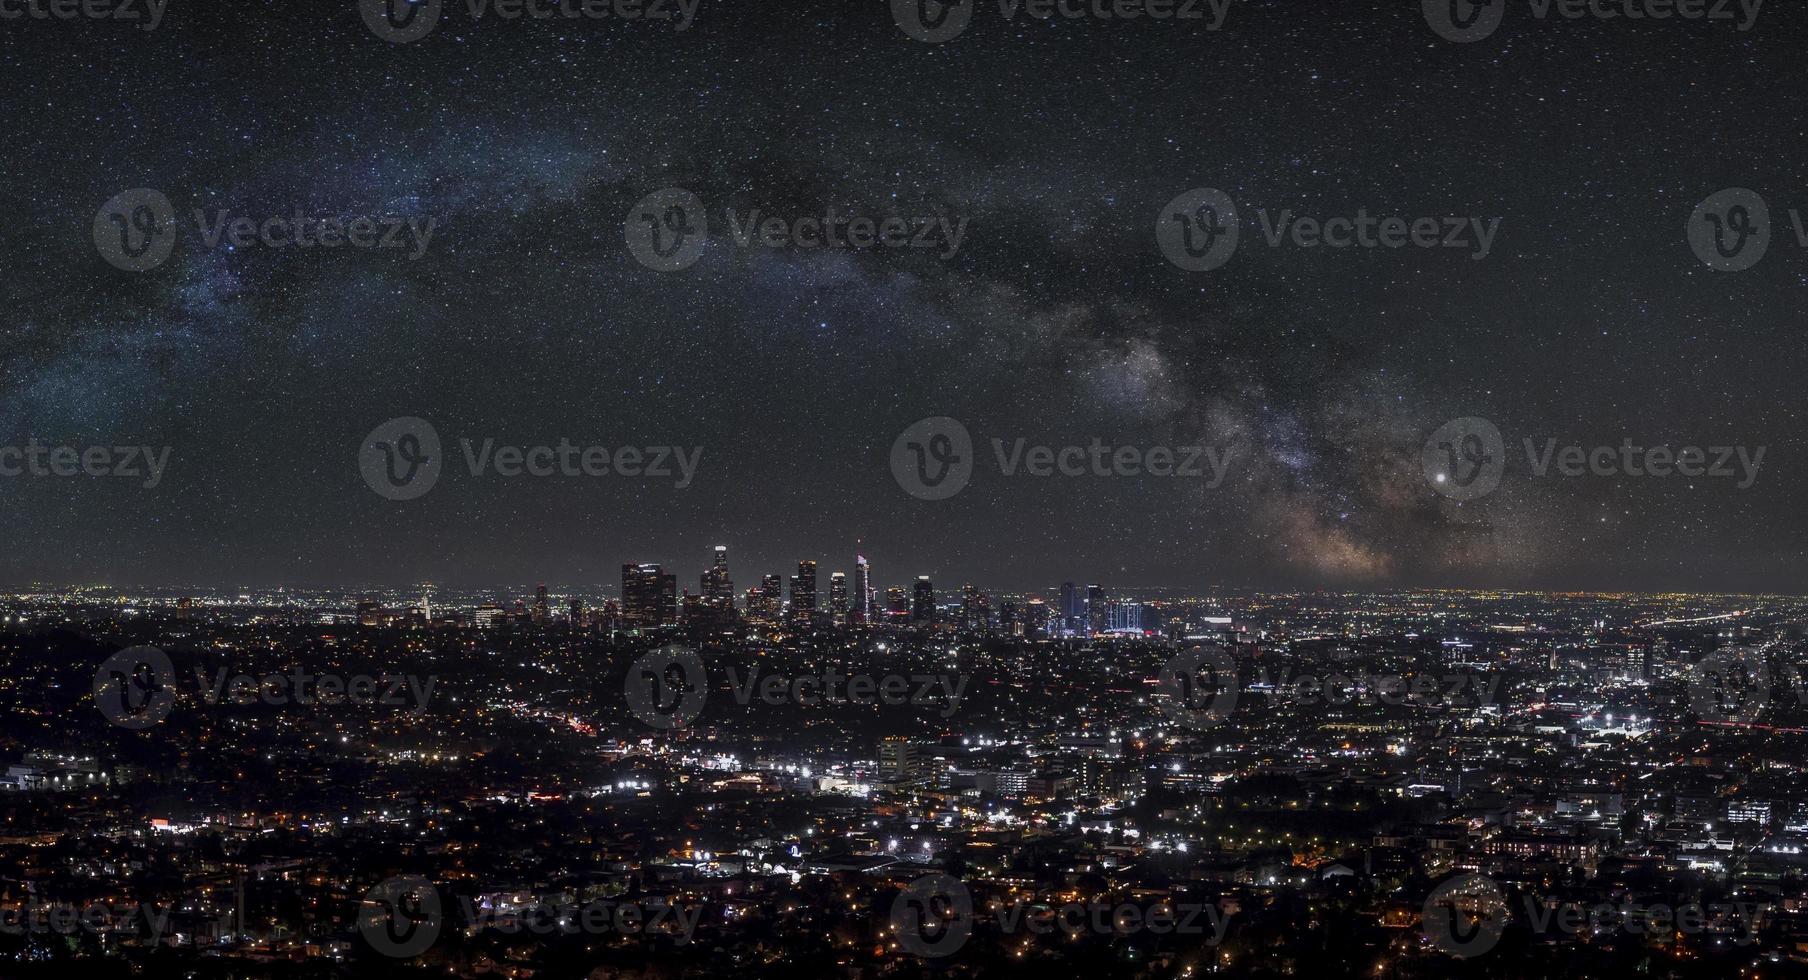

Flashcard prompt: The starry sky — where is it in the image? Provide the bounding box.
[2,0,1806,594]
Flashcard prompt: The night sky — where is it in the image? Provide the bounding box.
[2,0,1806,593]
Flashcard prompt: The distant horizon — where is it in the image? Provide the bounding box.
[1,580,1794,602]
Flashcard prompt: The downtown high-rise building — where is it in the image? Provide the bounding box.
[852,552,872,624]
[747,574,783,622]
[912,576,935,624]
[1059,582,1079,634]
[1087,584,1106,636]
[829,572,849,623]
[622,564,678,627]
[533,583,549,624]
[790,560,818,622]
[700,545,734,612]
[960,584,990,631]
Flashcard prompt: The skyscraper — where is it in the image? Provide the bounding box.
[790,560,818,622]
[852,552,872,624]
[960,584,989,631]
[886,586,908,619]
[1059,582,1078,635]
[622,564,678,627]
[533,583,549,624]
[912,576,935,624]
[700,545,734,612]
[752,573,783,621]
[829,572,849,623]
[1087,584,1106,636]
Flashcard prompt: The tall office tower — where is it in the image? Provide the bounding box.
[852,552,872,624]
[886,586,909,619]
[700,545,734,610]
[1023,597,1050,637]
[757,574,783,620]
[533,584,550,624]
[829,572,850,622]
[912,576,936,624]
[1059,582,1078,634]
[960,585,990,631]
[999,601,1019,635]
[622,564,678,626]
[791,560,818,621]
[1086,584,1106,636]
[569,596,584,627]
